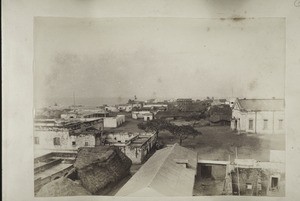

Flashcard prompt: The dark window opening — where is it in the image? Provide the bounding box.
[85,142,89,146]
[53,137,61,146]
[249,119,254,130]
[72,141,76,146]
[271,177,279,189]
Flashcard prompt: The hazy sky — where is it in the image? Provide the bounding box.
[34,17,285,106]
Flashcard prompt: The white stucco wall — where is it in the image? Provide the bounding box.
[144,115,153,121]
[232,109,285,134]
[34,129,95,150]
[132,111,152,119]
[103,115,125,128]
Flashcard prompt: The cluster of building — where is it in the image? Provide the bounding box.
[34,97,285,197]
[33,105,159,192]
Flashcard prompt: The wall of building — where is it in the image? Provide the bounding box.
[143,104,168,109]
[34,129,96,150]
[105,106,119,112]
[103,115,125,128]
[143,114,153,121]
[61,113,77,119]
[132,111,152,119]
[118,105,133,112]
[231,168,285,196]
[109,133,157,164]
[122,146,144,164]
[106,133,137,143]
[232,109,284,134]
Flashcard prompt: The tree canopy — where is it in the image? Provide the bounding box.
[137,119,170,135]
[167,124,201,145]
[138,119,201,145]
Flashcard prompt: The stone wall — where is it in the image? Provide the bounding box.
[231,168,285,196]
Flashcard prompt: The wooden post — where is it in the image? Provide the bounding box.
[236,147,241,196]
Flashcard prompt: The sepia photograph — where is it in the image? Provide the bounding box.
[32,17,286,197]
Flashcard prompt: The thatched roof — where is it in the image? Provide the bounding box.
[74,146,115,170]
[36,177,91,197]
[73,146,132,194]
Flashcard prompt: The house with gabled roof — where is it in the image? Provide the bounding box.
[115,143,197,196]
[231,98,285,134]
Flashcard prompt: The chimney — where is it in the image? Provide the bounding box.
[174,159,189,168]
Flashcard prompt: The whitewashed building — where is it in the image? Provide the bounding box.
[104,106,119,112]
[103,115,126,128]
[231,99,285,134]
[143,103,168,109]
[118,105,133,112]
[143,113,154,121]
[104,132,157,164]
[132,111,153,120]
[34,118,104,151]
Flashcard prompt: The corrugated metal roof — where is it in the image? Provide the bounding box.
[116,143,197,197]
[237,99,284,111]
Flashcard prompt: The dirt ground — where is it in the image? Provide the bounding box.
[159,126,285,162]
[104,117,285,196]
[105,116,145,133]
[193,178,225,196]
[104,119,285,196]
[108,117,285,161]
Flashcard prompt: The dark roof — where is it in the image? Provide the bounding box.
[209,105,232,116]
[236,99,284,111]
[209,114,231,122]
[156,111,196,118]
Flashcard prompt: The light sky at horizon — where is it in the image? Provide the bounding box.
[34,17,285,107]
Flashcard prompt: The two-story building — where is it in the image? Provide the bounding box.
[231,99,285,134]
[34,118,104,151]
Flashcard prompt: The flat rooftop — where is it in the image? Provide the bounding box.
[34,163,73,180]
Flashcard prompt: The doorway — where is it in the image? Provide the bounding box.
[201,165,212,178]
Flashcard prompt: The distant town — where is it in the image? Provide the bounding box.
[34,96,285,197]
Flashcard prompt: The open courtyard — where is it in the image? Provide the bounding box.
[159,125,285,161]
